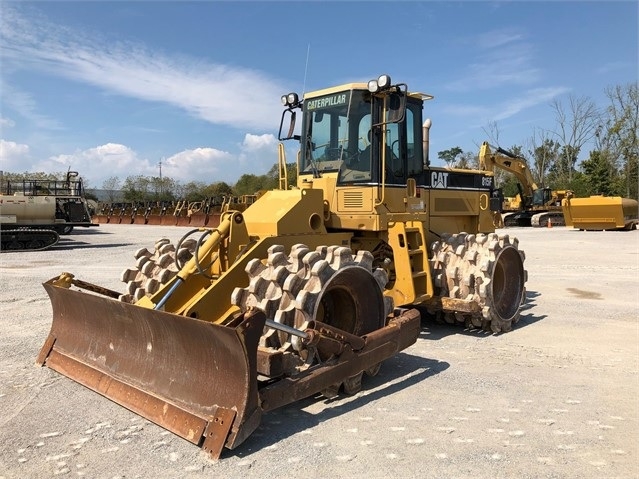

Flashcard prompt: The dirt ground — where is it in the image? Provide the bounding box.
[0,224,637,479]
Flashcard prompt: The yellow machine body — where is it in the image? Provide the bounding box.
[563,195,639,230]
[479,142,569,227]
[37,75,527,459]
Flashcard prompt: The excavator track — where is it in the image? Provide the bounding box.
[429,232,527,333]
[530,211,566,227]
[0,228,59,252]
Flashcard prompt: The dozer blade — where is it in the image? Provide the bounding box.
[37,279,264,459]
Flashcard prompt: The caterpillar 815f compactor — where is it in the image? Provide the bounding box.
[37,75,527,459]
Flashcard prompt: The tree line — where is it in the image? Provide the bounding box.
[98,162,298,204]
[437,83,638,200]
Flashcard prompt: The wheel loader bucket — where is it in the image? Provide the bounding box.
[37,279,264,459]
[190,213,208,227]
[146,214,162,225]
[176,215,191,226]
[160,215,177,226]
[207,213,221,228]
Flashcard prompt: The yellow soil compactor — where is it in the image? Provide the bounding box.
[37,75,527,459]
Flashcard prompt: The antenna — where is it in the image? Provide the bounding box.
[302,43,310,96]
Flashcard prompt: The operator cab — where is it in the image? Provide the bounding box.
[279,74,433,187]
[532,187,556,207]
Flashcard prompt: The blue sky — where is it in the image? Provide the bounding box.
[1,1,637,189]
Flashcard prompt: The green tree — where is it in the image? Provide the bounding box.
[102,176,121,203]
[527,136,560,187]
[437,147,463,168]
[266,162,297,189]
[122,175,151,203]
[148,176,177,202]
[550,94,600,183]
[580,150,620,196]
[180,181,208,201]
[601,83,639,199]
[205,181,234,197]
[548,144,581,188]
[234,173,272,195]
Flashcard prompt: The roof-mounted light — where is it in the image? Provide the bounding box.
[377,74,391,89]
[367,74,392,93]
[281,92,300,107]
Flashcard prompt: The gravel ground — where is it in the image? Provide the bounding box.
[0,224,637,479]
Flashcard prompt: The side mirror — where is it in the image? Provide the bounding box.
[278,109,299,141]
[387,92,406,123]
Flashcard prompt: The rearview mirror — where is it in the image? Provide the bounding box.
[387,92,405,123]
[278,109,299,141]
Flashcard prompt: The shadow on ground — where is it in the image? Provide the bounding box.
[51,237,134,251]
[232,352,448,458]
[416,289,546,341]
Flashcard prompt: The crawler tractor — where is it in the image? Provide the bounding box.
[37,75,527,459]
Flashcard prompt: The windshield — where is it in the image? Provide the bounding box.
[301,90,373,181]
[532,188,549,206]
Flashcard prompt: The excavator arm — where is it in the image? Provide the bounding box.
[479,141,538,209]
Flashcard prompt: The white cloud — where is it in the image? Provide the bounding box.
[238,133,280,174]
[0,117,16,128]
[0,84,62,130]
[492,87,571,121]
[30,143,151,185]
[447,29,540,92]
[163,148,234,183]
[596,61,633,75]
[0,136,284,187]
[440,86,570,143]
[476,31,524,50]
[0,5,285,131]
[241,133,278,153]
[0,139,31,171]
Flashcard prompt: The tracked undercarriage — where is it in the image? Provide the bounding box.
[0,228,60,252]
[530,211,566,227]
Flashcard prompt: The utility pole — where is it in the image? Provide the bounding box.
[158,159,163,198]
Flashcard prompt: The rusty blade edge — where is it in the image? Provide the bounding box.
[38,281,266,458]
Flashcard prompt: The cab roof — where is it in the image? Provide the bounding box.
[304,83,433,102]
